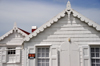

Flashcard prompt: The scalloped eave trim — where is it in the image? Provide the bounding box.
[24,8,100,41]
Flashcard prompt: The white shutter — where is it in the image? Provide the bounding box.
[51,47,58,66]
[82,46,91,66]
[2,47,7,63]
[16,47,21,63]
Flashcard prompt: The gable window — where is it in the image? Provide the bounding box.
[91,47,100,66]
[37,47,49,66]
[7,48,16,63]
[8,48,16,55]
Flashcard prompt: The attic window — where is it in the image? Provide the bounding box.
[8,48,16,55]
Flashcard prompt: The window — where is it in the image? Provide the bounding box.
[91,47,100,66]
[37,47,49,66]
[8,48,16,55]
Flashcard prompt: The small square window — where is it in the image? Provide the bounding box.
[8,48,16,55]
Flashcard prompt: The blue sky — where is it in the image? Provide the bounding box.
[0,0,100,36]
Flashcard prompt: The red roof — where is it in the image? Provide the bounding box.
[18,28,30,35]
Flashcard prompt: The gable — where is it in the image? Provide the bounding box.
[24,2,100,42]
[0,27,29,41]
[0,31,25,45]
[0,23,30,45]
[24,13,100,47]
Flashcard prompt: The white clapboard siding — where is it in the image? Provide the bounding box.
[47,34,99,38]
[2,47,7,63]
[51,47,58,66]
[52,22,88,27]
[51,24,88,27]
[82,46,91,66]
[30,39,100,45]
[75,41,100,44]
[39,30,99,35]
[53,26,91,29]
[16,47,21,63]
[34,31,100,39]
[28,42,62,45]
[30,41,100,46]
[54,31,99,34]
[7,38,23,43]
[28,47,34,53]
[31,37,100,42]
[43,27,96,31]
[34,34,100,39]
[60,27,91,30]
[57,20,86,24]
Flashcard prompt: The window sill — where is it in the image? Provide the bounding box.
[7,62,16,64]
[35,44,52,46]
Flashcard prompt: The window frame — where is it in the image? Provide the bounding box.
[7,48,16,55]
[36,46,50,66]
[7,47,17,63]
[90,45,100,66]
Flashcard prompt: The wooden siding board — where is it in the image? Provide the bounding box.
[31,38,100,42]
[52,23,89,27]
[46,34,99,38]
[35,31,99,35]
[44,26,96,31]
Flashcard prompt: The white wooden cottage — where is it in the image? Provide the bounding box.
[0,1,100,66]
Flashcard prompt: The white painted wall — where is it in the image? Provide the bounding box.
[24,13,100,66]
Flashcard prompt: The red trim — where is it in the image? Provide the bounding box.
[18,28,30,35]
[32,29,36,32]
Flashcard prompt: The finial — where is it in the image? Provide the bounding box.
[14,22,17,27]
[66,1,71,10]
[13,22,17,29]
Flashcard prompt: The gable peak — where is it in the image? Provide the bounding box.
[13,22,17,27]
[14,22,17,27]
[13,22,18,30]
[66,1,71,10]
